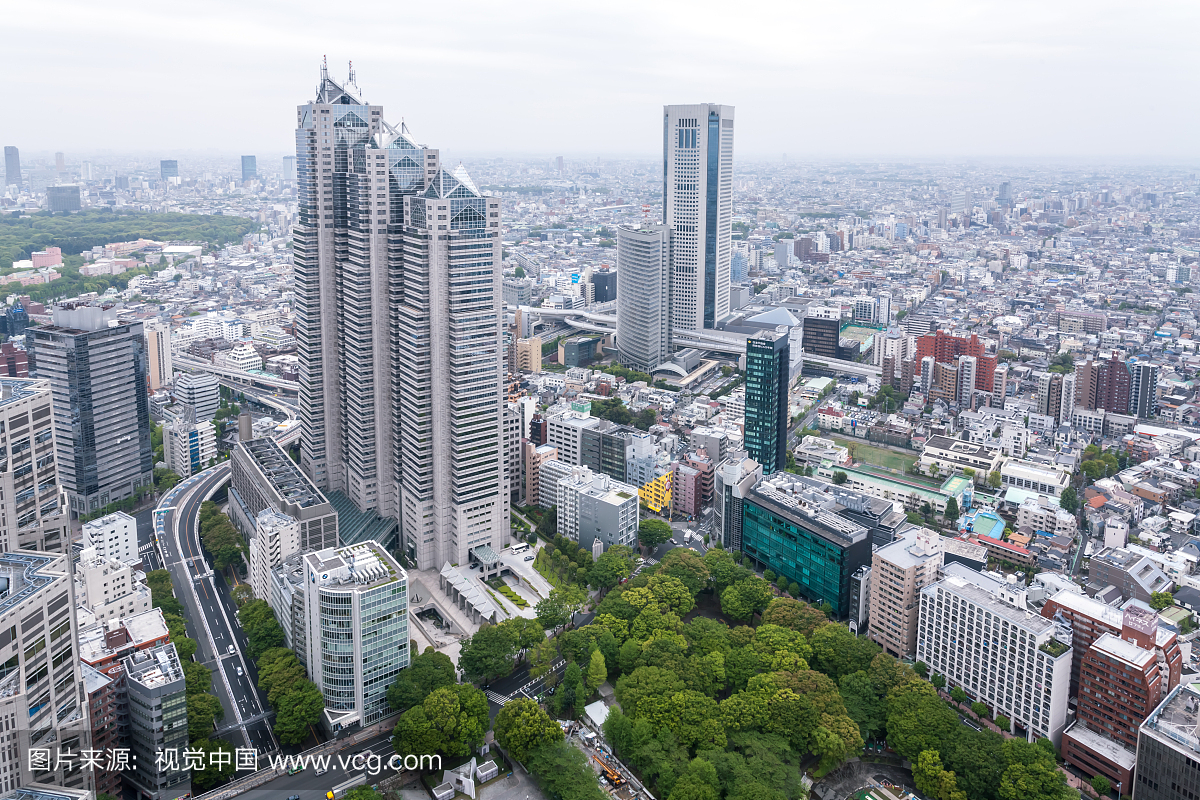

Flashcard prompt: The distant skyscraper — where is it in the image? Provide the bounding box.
[615,224,671,372]
[80,161,93,181]
[46,185,80,213]
[1130,361,1159,419]
[29,306,153,517]
[160,159,178,180]
[998,181,1012,203]
[294,64,506,572]
[2,146,18,187]
[282,155,296,181]
[54,152,65,174]
[744,329,789,475]
[663,103,734,331]
[241,155,257,181]
[556,155,564,173]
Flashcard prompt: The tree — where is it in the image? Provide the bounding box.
[387,647,456,710]
[971,701,990,718]
[1150,591,1175,611]
[720,578,775,622]
[591,546,633,591]
[886,680,959,761]
[809,624,881,682]
[493,698,564,762]
[1091,775,1112,797]
[187,693,224,742]
[639,518,673,551]
[587,648,608,693]
[536,506,558,540]
[950,686,968,704]
[189,739,237,790]
[944,497,960,522]
[988,470,1003,489]
[931,674,946,689]
[1059,486,1079,514]
[514,265,525,278]
[832,471,848,485]
[997,761,1071,800]
[839,671,885,741]
[526,740,608,800]
[657,548,710,596]
[458,624,519,684]
[914,749,967,800]
[231,584,254,607]
[392,684,490,759]
[995,714,1011,732]
[912,661,928,678]
[273,679,324,745]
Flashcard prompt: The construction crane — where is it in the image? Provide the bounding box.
[593,754,626,787]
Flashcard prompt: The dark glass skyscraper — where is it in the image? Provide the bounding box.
[2,146,19,188]
[160,159,178,180]
[241,155,257,181]
[744,329,789,475]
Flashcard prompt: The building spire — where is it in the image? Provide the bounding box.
[348,60,355,85]
[321,55,328,81]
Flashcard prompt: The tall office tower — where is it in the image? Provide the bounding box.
[1134,682,1200,800]
[715,454,761,551]
[29,306,153,517]
[282,155,296,181]
[46,185,80,213]
[0,379,68,553]
[144,320,172,392]
[957,355,976,405]
[173,371,219,421]
[744,329,788,475]
[997,181,1012,203]
[294,65,505,571]
[80,161,93,181]
[663,103,734,331]
[877,291,892,324]
[1130,361,1159,418]
[160,160,178,180]
[801,307,843,360]
[2,147,18,187]
[124,644,190,799]
[303,541,409,730]
[54,152,65,174]
[0,551,88,791]
[241,155,257,181]
[615,224,671,371]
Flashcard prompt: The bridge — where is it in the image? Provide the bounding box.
[174,355,299,393]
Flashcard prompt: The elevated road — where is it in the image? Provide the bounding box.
[175,355,299,393]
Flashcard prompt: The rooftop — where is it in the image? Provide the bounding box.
[0,552,60,618]
[749,480,869,547]
[243,437,329,509]
[1063,724,1137,771]
[0,378,49,408]
[928,574,1059,638]
[304,541,405,592]
[1143,681,1200,756]
[1092,632,1156,669]
[125,643,184,689]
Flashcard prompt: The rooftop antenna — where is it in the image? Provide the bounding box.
[321,55,328,81]
[348,60,356,85]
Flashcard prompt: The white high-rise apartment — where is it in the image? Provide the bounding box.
[81,510,138,564]
[663,104,734,331]
[294,65,505,571]
[615,224,671,371]
[144,320,172,392]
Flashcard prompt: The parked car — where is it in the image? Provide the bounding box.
[524,555,535,562]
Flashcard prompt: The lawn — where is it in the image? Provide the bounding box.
[829,437,917,473]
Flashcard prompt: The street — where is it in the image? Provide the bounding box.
[156,465,276,755]
[235,731,400,800]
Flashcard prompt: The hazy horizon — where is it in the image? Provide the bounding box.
[5,0,1198,161]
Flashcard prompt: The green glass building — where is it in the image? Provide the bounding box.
[741,478,871,619]
[744,329,789,475]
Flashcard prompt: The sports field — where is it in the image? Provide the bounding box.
[828,436,917,473]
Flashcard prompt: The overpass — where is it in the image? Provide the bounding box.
[174,355,299,393]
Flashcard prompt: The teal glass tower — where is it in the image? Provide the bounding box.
[744,329,789,475]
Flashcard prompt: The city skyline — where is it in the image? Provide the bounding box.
[3,0,1199,159]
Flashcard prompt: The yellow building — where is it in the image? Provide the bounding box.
[516,336,542,374]
[639,471,673,514]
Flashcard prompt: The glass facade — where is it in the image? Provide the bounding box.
[704,111,720,328]
[740,490,871,619]
[744,332,788,475]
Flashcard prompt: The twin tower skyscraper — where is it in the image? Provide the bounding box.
[615,104,735,373]
[293,65,505,571]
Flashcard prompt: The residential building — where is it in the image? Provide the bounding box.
[83,661,121,796]
[663,103,735,331]
[1130,361,1159,419]
[0,343,27,378]
[123,644,189,800]
[741,474,872,618]
[1075,353,1131,415]
[172,371,219,422]
[29,306,154,517]
[1087,547,1172,603]
[539,459,573,509]
[744,329,789,475]
[1016,495,1077,536]
[0,378,68,552]
[581,421,638,484]
[913,330,996,394]
[81,510,138,564]
[715,454,762,551]
[249,508,301,603]
[523,443,558,508]
[917,569,1073,744]
[615,224,671,372]
[515,337,542,374]
[228,437,338,552]
[0,552,88,789]
[556,465,639,553]
[77,608,171,681]
[869,527,946,659]
[164,418,217,479]
[219,343,262,372]
[144,321,172,392]
[639,471,673,515]
[1062,605,1180,793]
[75,547,151,623]
[303,541,409,731]
[293,67,506,572]
[547,411,600,467]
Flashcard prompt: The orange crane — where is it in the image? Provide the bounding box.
[593,754,626,787]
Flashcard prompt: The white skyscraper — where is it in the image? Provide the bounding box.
[293,64,505,571]
[663,103,735,332]
[615,224,671,372]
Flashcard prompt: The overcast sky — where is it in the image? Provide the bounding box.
[5,0,1198,161]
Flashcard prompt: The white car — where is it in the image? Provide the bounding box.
[236,666,243,676]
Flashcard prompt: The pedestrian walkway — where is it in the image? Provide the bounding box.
[485,691,511,706]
